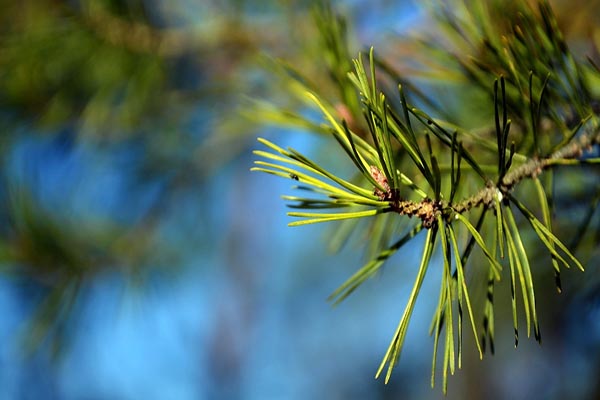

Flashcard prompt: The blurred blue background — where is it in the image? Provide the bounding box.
[0,1,599,399]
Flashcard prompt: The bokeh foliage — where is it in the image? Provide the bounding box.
[0,0,318,355]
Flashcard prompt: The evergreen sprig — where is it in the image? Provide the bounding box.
[252,0,599,393]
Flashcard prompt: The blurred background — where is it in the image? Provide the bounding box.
[0,1,598,399]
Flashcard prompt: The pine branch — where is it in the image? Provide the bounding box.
[252,0,600,393]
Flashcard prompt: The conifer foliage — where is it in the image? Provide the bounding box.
[252,0,599,392]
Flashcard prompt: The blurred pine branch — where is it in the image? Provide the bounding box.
[0,0,318,356]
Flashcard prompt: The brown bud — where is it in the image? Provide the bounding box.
[370,165,390,200]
